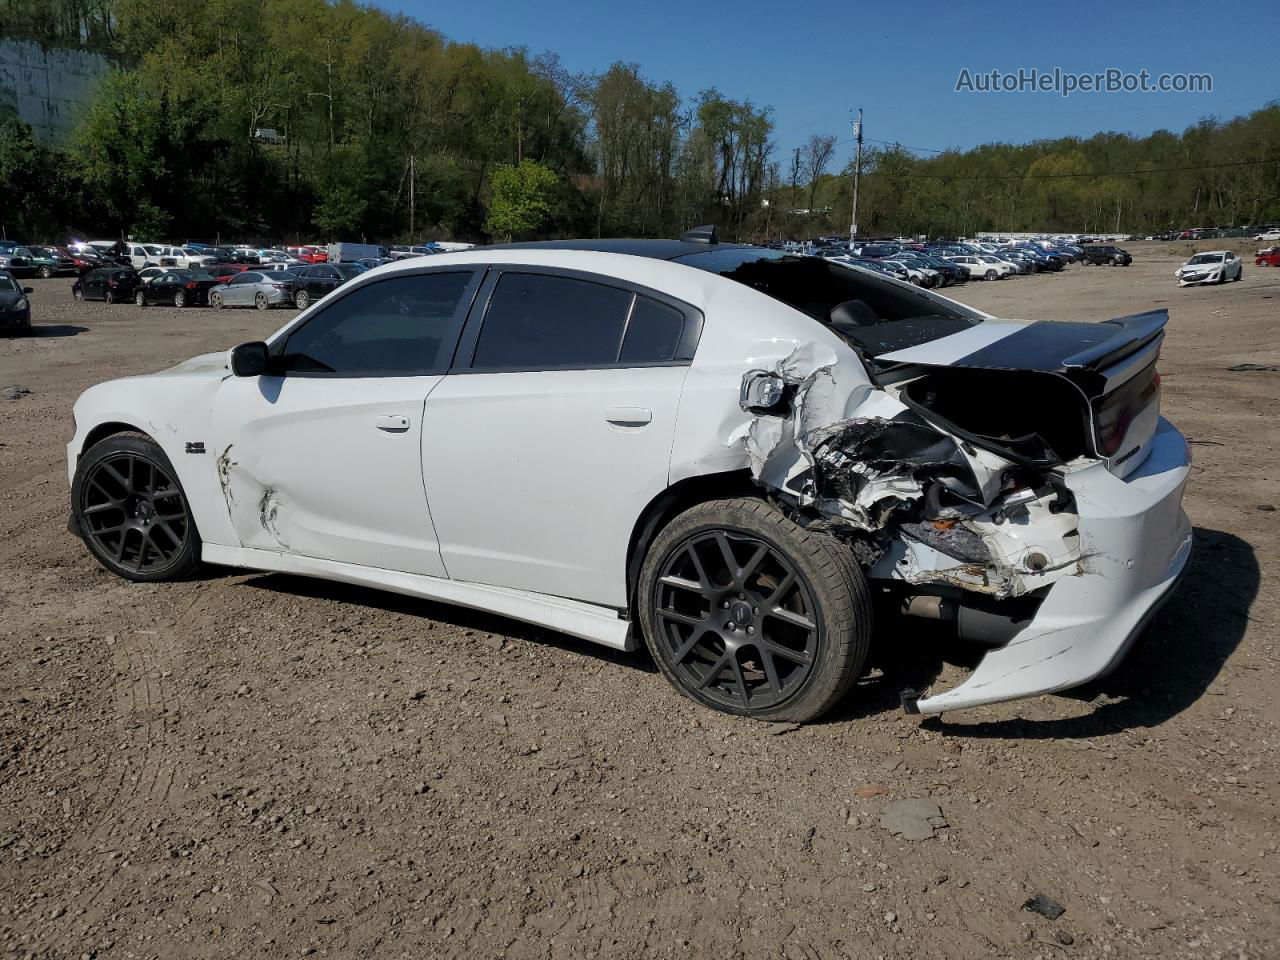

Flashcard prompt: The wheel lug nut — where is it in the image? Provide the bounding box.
[721,601,729,609]
[726,621,735,630]
[753,607,759,615]
[747,627,754,635]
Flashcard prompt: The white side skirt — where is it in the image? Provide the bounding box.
[201,543,636,651]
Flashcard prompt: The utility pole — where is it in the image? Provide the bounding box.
[409,153,416,238]
[850,108,863,241]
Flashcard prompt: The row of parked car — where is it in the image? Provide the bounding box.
[794,236,1093,287]
[72,261,371,310]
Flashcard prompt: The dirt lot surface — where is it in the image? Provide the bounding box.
[1,243,1277,959]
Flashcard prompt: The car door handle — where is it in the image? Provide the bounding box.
[605,406,652,426]
[375,415,410,433]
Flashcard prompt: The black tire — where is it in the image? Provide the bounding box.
[174,290,186,308]
[104,290,115,305]
[255,292,269,310]
[135,290,146,307]
[211,292,223,310]
[984,269,997,280]
[73,287,84,301]
[38,265,53,279]
[1235,268,1243,282]
[294,289,310,310]
[71,431,202,583]
[638,497,871,723]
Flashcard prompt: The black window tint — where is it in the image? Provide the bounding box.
[281,272,473,376]
[473,273,633,369]
[620,296,684,363]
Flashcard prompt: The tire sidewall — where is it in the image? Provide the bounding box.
[72,432,202,583]
[637,498,869,722]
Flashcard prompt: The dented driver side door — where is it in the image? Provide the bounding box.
[207,269,482,576]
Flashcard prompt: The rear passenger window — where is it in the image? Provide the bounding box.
[281,272,474,376]
[620,296,685,363]
[473,273,633,369]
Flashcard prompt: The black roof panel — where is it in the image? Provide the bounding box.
[484,238,754,261]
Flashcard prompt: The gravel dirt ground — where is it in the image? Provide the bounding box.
[1,242,1277,959]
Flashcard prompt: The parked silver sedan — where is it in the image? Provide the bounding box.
[209,270,297,310]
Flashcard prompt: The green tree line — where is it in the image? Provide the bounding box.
[2,0,1278,243]
[791,107,1280,239]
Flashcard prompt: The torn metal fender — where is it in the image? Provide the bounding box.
[911,417,1192,715]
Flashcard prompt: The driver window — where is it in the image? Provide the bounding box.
[279,272,475,376]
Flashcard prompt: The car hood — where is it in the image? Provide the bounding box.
[0,290,25,309]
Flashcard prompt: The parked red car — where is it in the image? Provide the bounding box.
[1255,246,1280,267]
[285,245,328,263]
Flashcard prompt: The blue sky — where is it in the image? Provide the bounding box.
[383,0,1278,167]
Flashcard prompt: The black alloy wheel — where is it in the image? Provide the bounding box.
[652,529,820,712]
[639,498,871,722]
[73,433,202,582]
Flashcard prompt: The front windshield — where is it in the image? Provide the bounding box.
[0,275,18,291]
[1188,254,1223,265]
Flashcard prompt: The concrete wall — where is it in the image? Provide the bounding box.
[0,40,112,144]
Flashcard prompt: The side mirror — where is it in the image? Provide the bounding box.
[22,287,33,294]
[230,341,271,377]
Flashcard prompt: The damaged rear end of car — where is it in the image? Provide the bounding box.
[688,249,1192,715]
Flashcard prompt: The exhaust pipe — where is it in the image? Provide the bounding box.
[899,594,1036,648]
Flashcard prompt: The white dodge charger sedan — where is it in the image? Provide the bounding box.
[66,231,1193,721]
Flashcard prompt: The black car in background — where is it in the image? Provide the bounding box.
[291,262,366,309]
[73,267,141,303]
[0,270,33,335]
[1082,244,1132,266]
[133,269,221,307]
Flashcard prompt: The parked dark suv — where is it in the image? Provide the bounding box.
[73,267,141,304]
[1082,245,1132,266]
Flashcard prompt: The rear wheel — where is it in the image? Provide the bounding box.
[638,497,871,723]
[211,292,223,309]
[104,290,115,305]
[38,265,53,279]
[173,290,187,308]
[135,291,146,307]
[73,287,84,301]
[1235,267,1243,281]
[71,431,202,583]
[294,289,310,310]
[255,292,269,310]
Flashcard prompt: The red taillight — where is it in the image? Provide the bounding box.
[1096,368,1160,456]
[186,281,198,289]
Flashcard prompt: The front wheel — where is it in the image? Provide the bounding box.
[638,498,871,723]
[38,265,53,279]
[211,292,223,309]
[71,431,202,582]
[1235,267,1243,281]
[73,287,84,301]
[984,269,997,280]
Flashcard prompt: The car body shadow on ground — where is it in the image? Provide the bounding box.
[217,525,1253,735]
[27,324,89,337]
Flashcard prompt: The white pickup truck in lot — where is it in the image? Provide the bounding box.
[64,230,1192,721]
